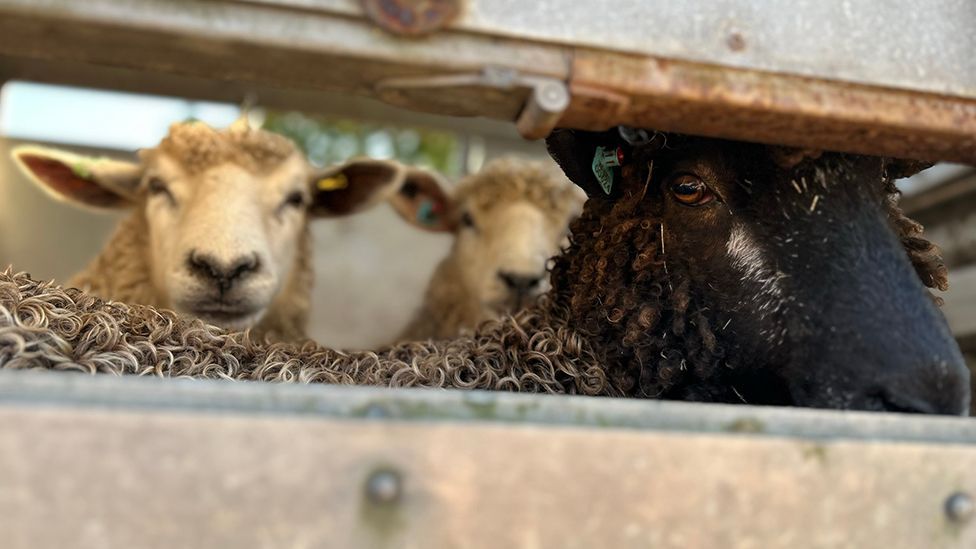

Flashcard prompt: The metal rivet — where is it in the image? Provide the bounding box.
[365,469,402,505]
[727,32,746,52]
[945,491,974,523]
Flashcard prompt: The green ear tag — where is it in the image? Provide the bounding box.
[71,160,93,180]
[591,146,623,195]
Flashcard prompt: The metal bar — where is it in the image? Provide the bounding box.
[562,49,976,164]
[0,371,975,548]
[241,0,976,98]
[2,370,976,446]
[0,0,974,162]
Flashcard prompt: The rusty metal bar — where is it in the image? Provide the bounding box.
[0,0,971,162]
[1,371,975,548]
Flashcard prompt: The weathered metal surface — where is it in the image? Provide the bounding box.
[0,0,974,162]
[243,0,976,98]
[374,68,570,138]
[561,50,976,163]
[0,371,975,549]
[0,0,567,122]
[361,0,461,36]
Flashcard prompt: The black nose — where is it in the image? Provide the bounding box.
[869,362,971,416]
[187,251,260,294]
[498,271,544,293]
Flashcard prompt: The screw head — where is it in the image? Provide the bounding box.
[726,31,746,52]
[945,491,974,523]
[365,469,402,505]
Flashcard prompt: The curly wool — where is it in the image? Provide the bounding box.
[452,156,585,218]
[0,269,609,394]
[148,121,298,175]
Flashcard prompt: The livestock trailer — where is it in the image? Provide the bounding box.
[0,1,975,547]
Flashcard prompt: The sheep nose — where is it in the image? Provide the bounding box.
[187,251,260,293]
[498,271,544,294]
[867,363,971,416]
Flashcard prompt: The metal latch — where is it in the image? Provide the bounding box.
[375,66,570,140]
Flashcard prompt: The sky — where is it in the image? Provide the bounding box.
[0,81,241,150]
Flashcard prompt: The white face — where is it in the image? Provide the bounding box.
[453,199,576,313]
[143,152,310,330]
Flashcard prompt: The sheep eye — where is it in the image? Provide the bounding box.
[460,211,476,230]
[147,177,174,202]
[282,190,306,209]
[669,174,715,206]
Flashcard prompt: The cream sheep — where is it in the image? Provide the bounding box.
[394,157,585,340]
[10,120,418,342]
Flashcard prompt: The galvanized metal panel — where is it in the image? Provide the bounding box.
[244,0,976,98]
[0,0,974,162]
[0,371,975,548]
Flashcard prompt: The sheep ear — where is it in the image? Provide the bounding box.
[389,168,456,233]
[309,158,406,217]
[767,146,823,170]
[883,158,935,180]
[545,128,628,199]
[11,145,142,210]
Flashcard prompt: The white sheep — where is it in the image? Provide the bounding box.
[393,156,585,340]
[10,119,418,342]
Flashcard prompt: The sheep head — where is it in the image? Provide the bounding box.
[391,157,585,316]
[11,121,409,332]
[546,128,969,415]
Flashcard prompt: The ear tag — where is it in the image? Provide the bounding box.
[316,173,349,191]
[592,145,624,195]
[417,199,440,226]
[71,160,93,180]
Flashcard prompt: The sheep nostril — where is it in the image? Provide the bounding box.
[868,391,937,415]
[498,271,543,293]
[186,252,261,289]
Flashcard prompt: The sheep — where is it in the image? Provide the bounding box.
[394,156,585,341]
[9,120,419,342]
[0,128,969,414]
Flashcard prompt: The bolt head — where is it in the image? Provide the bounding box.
[366,469,402,505]
[946,491,974,523]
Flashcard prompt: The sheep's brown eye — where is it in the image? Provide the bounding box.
[147,177,174,202]
[669,174,715,206]
[283,191,306,209]
[460,211,476,229]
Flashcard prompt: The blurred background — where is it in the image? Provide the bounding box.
[0,81,551,349]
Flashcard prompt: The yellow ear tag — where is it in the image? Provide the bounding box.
[316,173,349,191]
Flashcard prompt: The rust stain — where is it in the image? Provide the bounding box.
[362,0,462,37]
[560,49,976,164]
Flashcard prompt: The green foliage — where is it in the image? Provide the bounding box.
[261,111,461,176]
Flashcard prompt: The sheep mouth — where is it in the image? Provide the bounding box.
[488,294,538,314]
[185,303,265,330]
